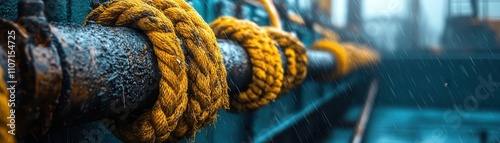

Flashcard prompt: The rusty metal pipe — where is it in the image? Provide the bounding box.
[50,24,335,124]
[5,22,337,119]
[0,21,337,137]
[50,23,162,127]
[0,0,339,140]
[218,39,253,95]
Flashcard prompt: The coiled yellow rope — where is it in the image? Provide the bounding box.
[341,42,380,69]
[258,0,281,29]
[85,1,188,142]
[264,27,308,95]
[0,0,377,142]
[140,0,229,141]
[210,16,284,112]
[83,0,371,141]
[0,68,15,143]
[311,39,350,80]
[311,39,380,80]
[84,0,228,142]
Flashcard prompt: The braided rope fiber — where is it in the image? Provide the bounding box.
[264,27,307,95]
[311,39,351,80]
[141,0,229,141]
[312,39,380,80]
[84,0,228,142]
[210,16,284,112]
[258,0,281,29]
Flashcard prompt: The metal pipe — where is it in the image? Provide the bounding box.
[306,49,336,79]
[50,23,161,127]
[14,0,64,137]
[0,21,337,137]
[50,24,332,122]
[0,0,339,139]
[218,39,253,95]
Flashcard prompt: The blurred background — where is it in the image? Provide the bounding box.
[192,0,500,142]
[191,0,500,142]
[1,0,499,142]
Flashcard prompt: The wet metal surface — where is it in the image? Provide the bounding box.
[218,39,253,95]
[306,49,336,78]
[16,0,63,138]
[219,39,290,95]
[52,23,160,127]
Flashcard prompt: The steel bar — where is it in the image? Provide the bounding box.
[351,79,379,143]
[0,21,337,135]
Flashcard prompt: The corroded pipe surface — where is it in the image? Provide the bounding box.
[51,23,305,126]
[219,39,253,95]
[0,21,337,136]
[51,23,161,127]
[0,0,340,140]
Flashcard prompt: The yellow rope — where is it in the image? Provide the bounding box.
[311,39,380,80]
[85,0,228,142]
[264,27,308,95]
[210,16,284,112]
[0,1,377,142]
[86,1,188,142]
[311,39,351,80]
[141,0,229,141]
[0,68,15,143]
[258,0,281,29]
[340,42,380,70]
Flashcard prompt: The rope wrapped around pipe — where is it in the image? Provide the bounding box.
[84,0,227,142]
[82,0,308,142]
[311,39,380,80]
[20,0,382,142]
[209,16,285,112]
[263,27,308,95]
